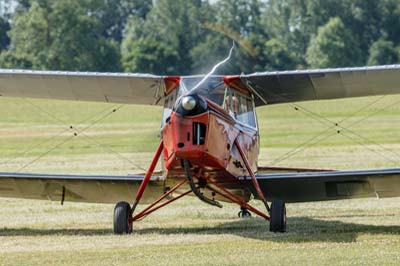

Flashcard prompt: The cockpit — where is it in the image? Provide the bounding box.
[163,76,257,128]
[222,88,256,127]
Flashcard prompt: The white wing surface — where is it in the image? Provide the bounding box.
[242,65,400,106]
[0,69,164,105]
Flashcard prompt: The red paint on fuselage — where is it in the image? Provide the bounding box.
[162,96,259,182]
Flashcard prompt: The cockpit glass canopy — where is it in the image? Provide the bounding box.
[163,77,256,128]
[181,76,226,107]
[223,88,256,127]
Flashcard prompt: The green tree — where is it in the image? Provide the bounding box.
[0,50,32,68]
[0,16,10,51]
[306,17,362,68]
[48,0,121,71]
[4,0,400,73]
[263,39,297,70]
[5,0,121,71]
[122,0,211,75]
[6,1,48,68]
[191,0,267,74]
[14,0,30,10]
[380,0,400,45]
[263,0,350,65]
[122,38,179,74]
[88,0,152,42]
[262,0,400,67]
[345,0,385,56]
[263,0,305,64]
[367,39,399,66]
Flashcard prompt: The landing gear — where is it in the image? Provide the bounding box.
[183,159,222,208]
[112,141,164,235]
[238,207,251,218]
[113,201,133,234]
[269,200,287,232]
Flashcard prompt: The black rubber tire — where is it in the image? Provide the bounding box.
[113,201,132,234]
[238,210,252,218]
[269,200,287,232]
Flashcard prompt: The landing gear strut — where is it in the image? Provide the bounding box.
[233,139,288,232]
[113,141,165,235]
[112,137,288,234]
[269,200,287,232]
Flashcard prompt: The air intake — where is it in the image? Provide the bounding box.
[193,122,206,145]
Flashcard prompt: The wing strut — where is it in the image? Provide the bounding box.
[234,138,271,213]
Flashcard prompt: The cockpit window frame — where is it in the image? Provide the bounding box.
[223,86,258,129]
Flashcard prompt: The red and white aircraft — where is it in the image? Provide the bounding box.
[0,65,400,233]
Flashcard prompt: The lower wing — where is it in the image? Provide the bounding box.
[254,168,400,202]
[0,172,164,204]
[2,168,400,205]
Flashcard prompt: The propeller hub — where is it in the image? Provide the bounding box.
[181,96,197,111]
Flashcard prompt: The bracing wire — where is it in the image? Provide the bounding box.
[267,92,400,166]
[16,136,76,172]
[4,100,122,167]
[268,129,336,165]
[11,100,148,173]
[293,99,400,163]
[339,131,398,164]
[79,132,147,172]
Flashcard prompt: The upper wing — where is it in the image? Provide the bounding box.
[253,168,400,203]
[0,69,165,105]
[0,172,165,204]
[242,65,400,106]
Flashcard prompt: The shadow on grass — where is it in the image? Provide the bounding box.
[1,216,400,243]
[133,217,400,243]
[0,228,112,236]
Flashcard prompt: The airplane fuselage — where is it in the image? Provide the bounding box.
[160,77,259,202]
[163,97,259,178]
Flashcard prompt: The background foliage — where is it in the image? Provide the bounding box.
[0,0,400,74]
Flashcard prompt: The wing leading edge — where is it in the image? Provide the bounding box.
[253,168,400,203]
[0,172,165,204]
[242,65,400,106]
[0,70,164,105]
[2,65,400,106]
[2,168,400,204]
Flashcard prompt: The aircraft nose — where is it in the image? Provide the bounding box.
[175,94,208,116]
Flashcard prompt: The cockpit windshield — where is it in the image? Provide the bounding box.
[223,88,256,127]
[181,77,226,106]
[177,77,257,128]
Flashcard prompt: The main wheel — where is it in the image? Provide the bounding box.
[269,200,287,232]
[113,201,132,234]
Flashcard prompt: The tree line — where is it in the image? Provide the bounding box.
[0,0,399,75]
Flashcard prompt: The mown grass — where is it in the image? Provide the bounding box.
[1,95,400,265]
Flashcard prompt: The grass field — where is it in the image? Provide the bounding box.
[1,95,400,265]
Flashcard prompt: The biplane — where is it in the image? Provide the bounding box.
[1,65,400,234]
